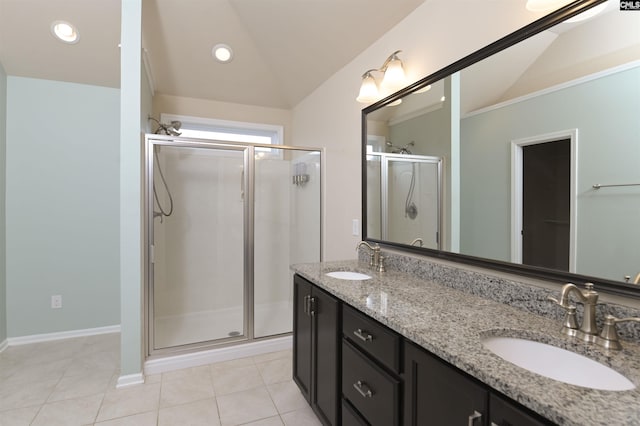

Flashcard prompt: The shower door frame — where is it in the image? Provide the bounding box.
[370,152,443,249]
[144,134,323,358]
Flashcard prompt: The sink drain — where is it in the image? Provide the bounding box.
[228,331,241,337]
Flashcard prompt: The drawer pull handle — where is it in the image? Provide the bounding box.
[468,410,482,426]
[353,328,373,342]
[353,380,374,398]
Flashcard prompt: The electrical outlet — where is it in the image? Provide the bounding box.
[51,295,62,309]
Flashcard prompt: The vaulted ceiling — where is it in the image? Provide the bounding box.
[0,0,426,109]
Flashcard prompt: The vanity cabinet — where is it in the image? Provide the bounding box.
[490,393,550,426]
[404,340,552,426]
[404,340,488,425]
[293,274,553,426]
[293,274,340,426]
[341,304,401,426]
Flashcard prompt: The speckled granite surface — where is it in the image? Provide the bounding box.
[292,258,640,426]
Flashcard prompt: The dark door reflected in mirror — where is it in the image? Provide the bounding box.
[363,0,640,293]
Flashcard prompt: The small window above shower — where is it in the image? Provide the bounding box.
[159,113,284,158]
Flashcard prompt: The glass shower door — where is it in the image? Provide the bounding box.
[253,148,321,338]
[150,143,248,351]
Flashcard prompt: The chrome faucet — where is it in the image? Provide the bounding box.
[356,241,384,272]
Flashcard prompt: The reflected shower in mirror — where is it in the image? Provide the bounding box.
[363,0,640,288]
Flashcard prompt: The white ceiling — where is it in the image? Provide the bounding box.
[0,0,426,109]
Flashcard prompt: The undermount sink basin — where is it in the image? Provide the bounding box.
[325,271,372,280]
[482,336,635,391]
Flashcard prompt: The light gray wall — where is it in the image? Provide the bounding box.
[5,76,120,337]
[460,66,640,281]
[0,63,7,345]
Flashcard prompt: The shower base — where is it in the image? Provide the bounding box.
[153,300,292,350]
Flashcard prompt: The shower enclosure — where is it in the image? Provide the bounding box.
[145,135,321,356]
[367,152,442,249]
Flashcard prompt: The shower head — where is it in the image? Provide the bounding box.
[148,116,182,136]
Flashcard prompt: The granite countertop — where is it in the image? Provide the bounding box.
[292,260,640,426]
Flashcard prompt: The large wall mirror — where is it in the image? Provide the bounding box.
[362,0,640,297]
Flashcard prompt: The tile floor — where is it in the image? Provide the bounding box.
[0,333,321,426]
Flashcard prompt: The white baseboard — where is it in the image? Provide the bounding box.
[7,325,121,346]
[0,339,8,353]
[116,373,145,388]
[144,335,292,376]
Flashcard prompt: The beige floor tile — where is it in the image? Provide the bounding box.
[0,405,40,426]
[96,383,161,422]
[158,398,220,426]
[144,373,161,384]
[209,356,255,373]
[160,373,215,408]
[217,386,278,426]
[48,370,114,402]
[251,350,291,365]
[65,350,120,377]
[94,410,158,426]
[256,358,292,385]
[79,333,120,356]
[280,405,322,426]
[162,365,211,383]
[0,378,59,411]
[1,357,71,387]
[267,381,308,414]
[240,416,284,426]
[26,338,87,365]
[0,355,21,381]
[211,364,264,396]
[31,393,103,426]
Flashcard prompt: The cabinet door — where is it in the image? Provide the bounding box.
[490,393,552,426]
[313,285,340,426]
[293,275,312,403]
[404,341,488,426]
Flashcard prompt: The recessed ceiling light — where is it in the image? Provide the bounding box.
[212,44,233,63]
[51,20,79,44]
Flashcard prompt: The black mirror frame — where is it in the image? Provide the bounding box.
[361,0,640,299]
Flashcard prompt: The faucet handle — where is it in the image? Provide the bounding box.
[547,296,579,331]
[598,315,640,350]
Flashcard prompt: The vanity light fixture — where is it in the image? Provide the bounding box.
[356,50,406,104]
[51,20,79,44]
[212,44,233,63]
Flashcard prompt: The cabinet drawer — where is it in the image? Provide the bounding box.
[342,340,400,426]
[341,399,368,426]
[343,304,400,372]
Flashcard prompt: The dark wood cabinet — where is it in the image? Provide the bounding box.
[490,393,553,426]
[404,340,488,426]
[293,274,340,426]
[293,274,555,426]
